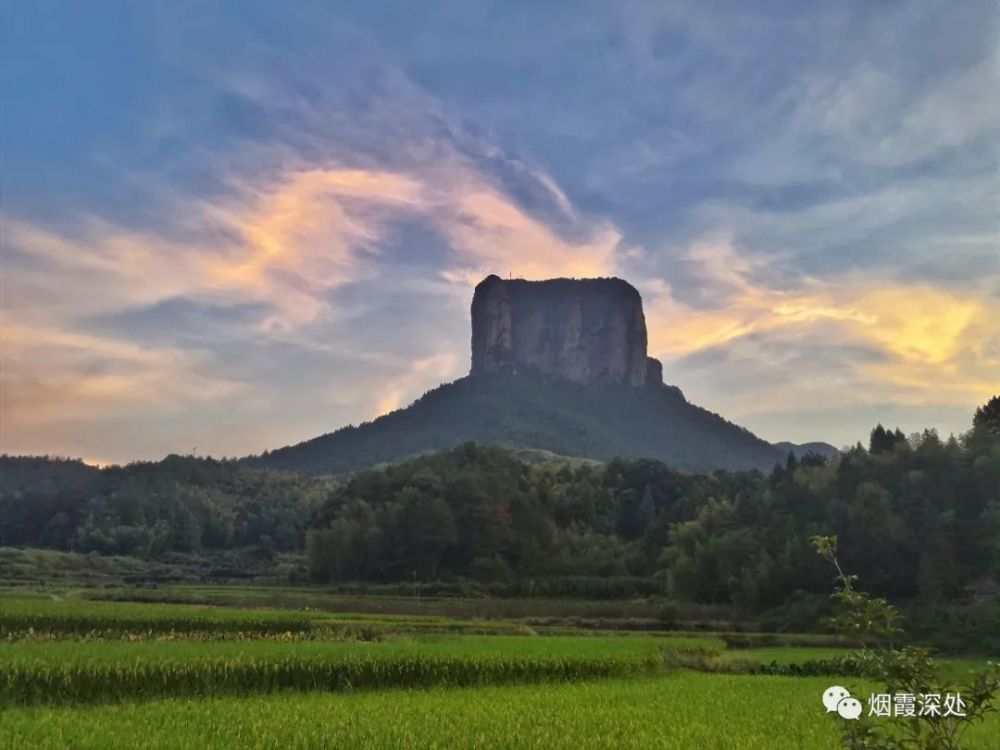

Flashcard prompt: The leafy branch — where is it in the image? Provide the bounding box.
[812,535,998,750]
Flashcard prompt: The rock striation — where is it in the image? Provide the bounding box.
[470,274,661,387]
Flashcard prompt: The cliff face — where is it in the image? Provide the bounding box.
[470,275,656,387]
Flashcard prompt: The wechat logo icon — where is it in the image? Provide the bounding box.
[823,686,862,720]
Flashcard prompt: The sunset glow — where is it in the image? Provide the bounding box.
[3,2,997,462]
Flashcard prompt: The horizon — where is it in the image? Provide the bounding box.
[3,2,998,464]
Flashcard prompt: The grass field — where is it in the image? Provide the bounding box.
[0,634,702,664]
[713,646,851,664]
[0,595,317,636]
[0,594,549,638]
[81,585,671,620]
[3,672,999,750]
[0,591,779,639]
[0,635,721,706]
[1,590,996,748]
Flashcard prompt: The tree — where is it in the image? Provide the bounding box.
[41,512,73,550]
[396,488,456,578]
[257,534,275,560]
[869,424,888,454]
[869,424,909,455]
[812,535,999,750]
[972,396,1000,439]
[636,485,656,531]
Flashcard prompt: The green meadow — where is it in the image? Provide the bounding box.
[4,673,1000,750]
[1,591,997,748]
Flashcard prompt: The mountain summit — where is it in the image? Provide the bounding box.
[471,275,661,387]
[253,276,834,475]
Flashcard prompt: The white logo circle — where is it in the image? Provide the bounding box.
[822,685,851,713]
[837,697,863,720]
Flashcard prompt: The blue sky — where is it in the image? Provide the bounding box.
[3,1,998,464]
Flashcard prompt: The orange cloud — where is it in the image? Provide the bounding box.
[204,168,424,327]
[3,155,623,459]
[1,322,245,439]
[435,184,620,282]
[6,155,993,461]
[643,238,999,410]
[374,352,461,416]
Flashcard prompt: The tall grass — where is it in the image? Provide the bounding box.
[0,636,666,705]
[5,673,999,749]
[0,597,314,637]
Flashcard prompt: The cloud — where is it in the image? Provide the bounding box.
[643,237,999,444]
[644,238,874,356]
[791,56,1000,169]
[430,169,621,284]
[2,116,622,461]
[6,140,994,457]
[204,167,425,329]
[375,352,462,415]
[1,321,246,458]
[4,1,996,460]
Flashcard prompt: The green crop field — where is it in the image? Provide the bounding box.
[0,634,704,664]
[713,646,852,664]
[3,672,999,750]
[0,596,318,637]
[78,585,672,621]
[0,634,729,706]
[1,591,996,748]
[0,635,665,705]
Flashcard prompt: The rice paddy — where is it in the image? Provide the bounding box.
[1,591,996,748]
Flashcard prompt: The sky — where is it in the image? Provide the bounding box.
[2,0,998,465]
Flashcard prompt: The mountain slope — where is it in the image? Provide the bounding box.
[251,373,785,475]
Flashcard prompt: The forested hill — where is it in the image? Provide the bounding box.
[1,402,998,623]
[304,424,1000,607]
[0,455,331,556]
[249,373,792,476]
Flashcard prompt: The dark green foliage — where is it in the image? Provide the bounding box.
[972,395,1000,439]
[665,651,867,678]
[299,429,999,632]
[902,601,1000,655]
[249,373,785,475]
[0,454,330,558]
[302,443,722,584]
[4,399,999,652]
[869,424,908,455]
[0,456,100,494]
[812,535,1000,750]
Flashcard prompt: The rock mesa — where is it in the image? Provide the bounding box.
[470,274,662,387]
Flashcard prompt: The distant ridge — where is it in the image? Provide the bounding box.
[773,441,841,462]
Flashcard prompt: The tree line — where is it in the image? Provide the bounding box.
[305,399,1000,610]
[2,397,998,614]
[0,454,330,558]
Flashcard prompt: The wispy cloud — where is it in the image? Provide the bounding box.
[644,238,999,441]
[2,108,623,461]
[3,1,996,460]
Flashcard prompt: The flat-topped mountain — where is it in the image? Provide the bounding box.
[471,275,661,387]
[252,275,835,475]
